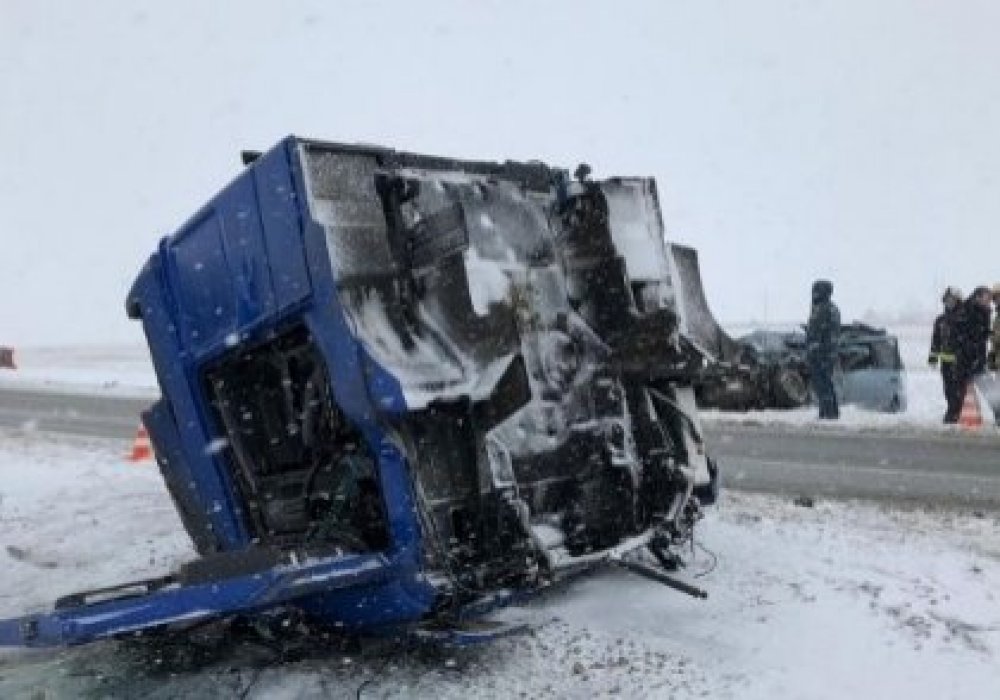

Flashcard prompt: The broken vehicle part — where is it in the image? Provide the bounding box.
[0,137,719,648]
[727,324,907,413]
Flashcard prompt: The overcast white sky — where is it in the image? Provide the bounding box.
[2,0,998,345]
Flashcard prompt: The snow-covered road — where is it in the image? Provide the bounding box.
[0,430,997,699]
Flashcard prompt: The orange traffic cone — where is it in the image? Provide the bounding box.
[958,384,983,430]
[127,424,154,462]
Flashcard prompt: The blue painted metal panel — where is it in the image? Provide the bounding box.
[253,141,311,310]
[215,173,277,329]
[144,399,224,553]
[285,140,435,609]
[362,346,409,416]
[137,135,434,618]
[152,138,312,364]
[129,254,250,549]
[168,211,236,351]
[0,553,396,648]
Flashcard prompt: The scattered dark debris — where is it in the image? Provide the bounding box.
[118,612,358,676]
[5,545,58,569]
[792,495,815,508]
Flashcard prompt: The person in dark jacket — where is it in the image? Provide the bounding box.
[929,286,964,423]
[806,280,841,419]
[955,287,993,376]
[954,286,993,408]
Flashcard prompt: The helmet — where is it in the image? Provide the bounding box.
[811,280,833,302]
[942,286,963,303]
[992,283,1000,297]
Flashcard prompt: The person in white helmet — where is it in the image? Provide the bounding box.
[929,287,964,423]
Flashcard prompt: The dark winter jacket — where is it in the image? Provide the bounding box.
[806,280,840,358]
[954,297,991,379]
[929,308,961,364]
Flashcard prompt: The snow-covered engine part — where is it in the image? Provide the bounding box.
[303,148,716,592]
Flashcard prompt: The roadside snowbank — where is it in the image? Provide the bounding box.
[0,431,997,698]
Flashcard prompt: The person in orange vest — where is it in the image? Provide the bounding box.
[929,287,964,423]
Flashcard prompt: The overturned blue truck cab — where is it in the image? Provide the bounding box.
[0,137,719,648]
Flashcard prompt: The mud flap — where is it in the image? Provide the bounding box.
[0,553,393,648]
[692,458,720,506]
[667,244,742,362]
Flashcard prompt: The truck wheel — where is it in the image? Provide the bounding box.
[772,368,810,408]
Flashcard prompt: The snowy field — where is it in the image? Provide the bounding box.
[1,429,998,699]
